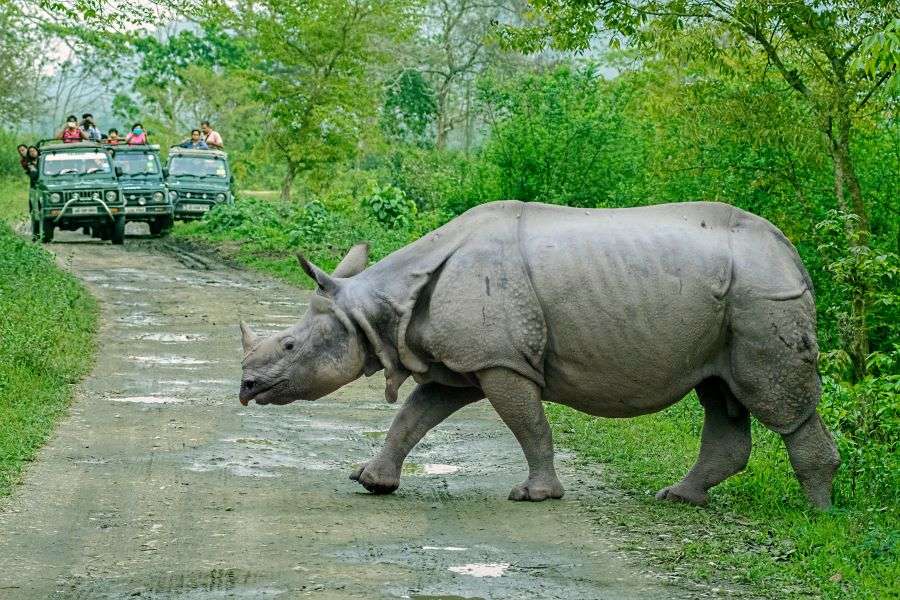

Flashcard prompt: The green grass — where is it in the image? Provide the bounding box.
[547,400,899,599]
[0,178,98,496]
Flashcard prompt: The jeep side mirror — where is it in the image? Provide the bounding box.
[115,166,123,177]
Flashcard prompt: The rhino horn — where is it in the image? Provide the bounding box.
[297,254,339,296]
[240,321,259,351]
[332,243,369,278]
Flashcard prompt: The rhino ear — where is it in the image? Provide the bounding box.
[332,243,369,278]
[297,254,339,296]
[240,321,259,351]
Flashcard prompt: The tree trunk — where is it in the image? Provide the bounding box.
[281,160,297,202]
[826,112,871,382]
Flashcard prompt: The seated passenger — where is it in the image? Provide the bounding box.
[125,123,148,145]
[58,115,88,143]
[107,128,121,145]
[179,129,209,150]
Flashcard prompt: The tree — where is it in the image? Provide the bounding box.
[0,5,46,124]
[504,1,898,381]
[222,0,419,200]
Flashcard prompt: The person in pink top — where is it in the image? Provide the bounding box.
[200,120,223,149]
[125,123,148,145]
[58,115,88,143]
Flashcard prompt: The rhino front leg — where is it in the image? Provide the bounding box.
[351,382,483,494]
[477,367,564,501]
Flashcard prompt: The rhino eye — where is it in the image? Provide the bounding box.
[284,341,294,351]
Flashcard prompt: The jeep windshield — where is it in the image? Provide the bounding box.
[42,151,112,176]
[168,155,228,179]
[115,152,161,177]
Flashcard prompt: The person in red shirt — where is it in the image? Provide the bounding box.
[58,115,88,143]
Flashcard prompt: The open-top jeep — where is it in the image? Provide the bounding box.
[29,141,125,244]
[112,144,174,235]
[166,147,234,221]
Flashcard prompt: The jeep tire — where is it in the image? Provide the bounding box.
[40,218,54,243]
[110,216,126,245]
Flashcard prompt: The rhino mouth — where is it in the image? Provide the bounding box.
[239,379,287,406]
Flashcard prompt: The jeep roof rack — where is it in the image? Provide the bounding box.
[109,143,160,151]
[168,145,228,158]
[36,139,106,150]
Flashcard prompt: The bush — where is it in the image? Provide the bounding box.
[362,184,417,229]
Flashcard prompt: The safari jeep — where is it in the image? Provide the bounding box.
[112,144,174,236]
[165,147,234,221]
[29,141,125,244]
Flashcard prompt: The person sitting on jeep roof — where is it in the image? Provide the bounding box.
[200,121,223,149]
[81,113,102,142]
[125,123,148,145]
[179,129,209,150]
[107,128,121,145]
[58,115,88,143]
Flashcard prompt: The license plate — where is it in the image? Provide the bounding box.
[125,206,147,214]
[72,206,97,215]
[182,204,209,212]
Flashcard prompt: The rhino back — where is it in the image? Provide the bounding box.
[519,202,735,414]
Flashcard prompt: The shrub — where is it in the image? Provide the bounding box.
[362,184,417,229]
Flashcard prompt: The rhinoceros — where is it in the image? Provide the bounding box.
[239,200,839,509]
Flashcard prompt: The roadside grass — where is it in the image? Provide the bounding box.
[547,400,899,599]
[173,188,898,600]
[0,177,98,496]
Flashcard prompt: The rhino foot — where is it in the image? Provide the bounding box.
[508,476,565,502]
[655,484,708,506]
[350,460,400,495]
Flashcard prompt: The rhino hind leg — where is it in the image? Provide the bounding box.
[351,382,482,495]
[656,378,751,506]
[726,295,839,508]
[477,367,564,501]
[781,412,840,510]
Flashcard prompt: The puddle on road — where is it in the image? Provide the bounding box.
[423,546,468,552]
[110,396,182,404]
[134,332,207,342]
[187,437,342,478]
[403,463,461,476]
[447,563,510,578]
[117,314,162,327]
[129,355,211,366]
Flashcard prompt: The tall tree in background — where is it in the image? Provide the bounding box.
[222,0,418,201]
[0,5,46,123]
[505,1,898,380]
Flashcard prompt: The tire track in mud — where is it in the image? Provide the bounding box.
[0,228,710,599]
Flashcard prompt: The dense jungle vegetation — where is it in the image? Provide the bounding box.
[1,1,897,597]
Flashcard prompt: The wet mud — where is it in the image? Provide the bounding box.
[0,230,707,599]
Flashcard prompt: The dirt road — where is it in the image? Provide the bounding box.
[0,230,701,599]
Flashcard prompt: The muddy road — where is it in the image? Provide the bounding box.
[0,229,702,599]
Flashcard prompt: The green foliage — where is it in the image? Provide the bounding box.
[382,69,438,146]
[363,184,417,229]
[0,221,97,496]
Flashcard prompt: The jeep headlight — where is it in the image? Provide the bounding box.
[216,193,226,202]
[50,192,61,204]
[169,191,178,201]
[105,190,118,202]
[152,192,164,203]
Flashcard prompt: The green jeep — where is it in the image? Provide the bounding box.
[166,147,234,221]
[112,144,174,236]
[29,141,126,244]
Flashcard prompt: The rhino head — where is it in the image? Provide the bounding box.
[239,243,374,406]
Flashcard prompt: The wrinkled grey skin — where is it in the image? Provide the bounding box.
[240,201,840,509]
